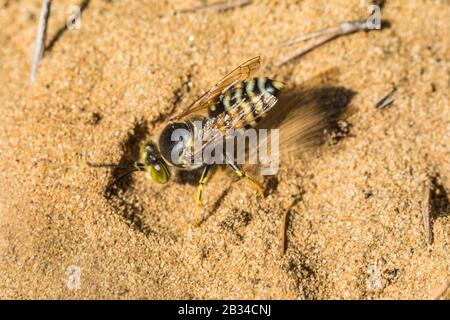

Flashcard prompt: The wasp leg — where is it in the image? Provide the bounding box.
[225,156,264,198]
[195,165,214,225]
[196,165,214,207]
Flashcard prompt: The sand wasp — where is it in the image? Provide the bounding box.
[89,56,335,215]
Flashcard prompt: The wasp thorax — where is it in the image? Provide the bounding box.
[158,120,196,169]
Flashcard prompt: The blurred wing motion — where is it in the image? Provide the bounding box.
[176,56,261,119]
[271,92,336,155]
[251,68,353,158]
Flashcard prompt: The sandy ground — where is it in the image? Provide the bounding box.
[0,0,448,299]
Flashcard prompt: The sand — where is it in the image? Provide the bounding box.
[0,0,448,299]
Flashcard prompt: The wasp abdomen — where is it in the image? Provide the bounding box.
[208,77,284,127]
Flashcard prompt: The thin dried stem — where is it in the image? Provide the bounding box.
[280,210,290,255]
[422,179,432,245]
[276,34,338,67]
[375,86,397,109]
[179,0,252,13]
[275,20,376,67]
[272,25,341,50]
[431,280,450,300]
[30,0,52,83]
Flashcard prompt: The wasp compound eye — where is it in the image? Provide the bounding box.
[158,121,192,168]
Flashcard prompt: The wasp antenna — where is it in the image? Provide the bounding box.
[113,168,140,185]
[87,161,132,169]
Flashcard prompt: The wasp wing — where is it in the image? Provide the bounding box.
[248,68,354,161]
[264,90,336,156]
[175,56,261,119]
[193,90,281,162]
[253,92,353,164]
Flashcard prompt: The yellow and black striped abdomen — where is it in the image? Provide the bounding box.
[208,77,284,128]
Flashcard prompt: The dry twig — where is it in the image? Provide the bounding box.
[375,87,397,109]
[274,20,380,67]
[431,279,450,300]
[179,0,252,13]
[280,210,290,255]
[30,0,52,83]
[422,179,432,245]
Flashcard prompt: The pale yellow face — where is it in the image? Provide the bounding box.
[140,141,171,184]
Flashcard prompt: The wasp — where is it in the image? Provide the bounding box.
[89,56,333,217]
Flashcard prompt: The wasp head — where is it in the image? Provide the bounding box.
[140,140,171,184]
